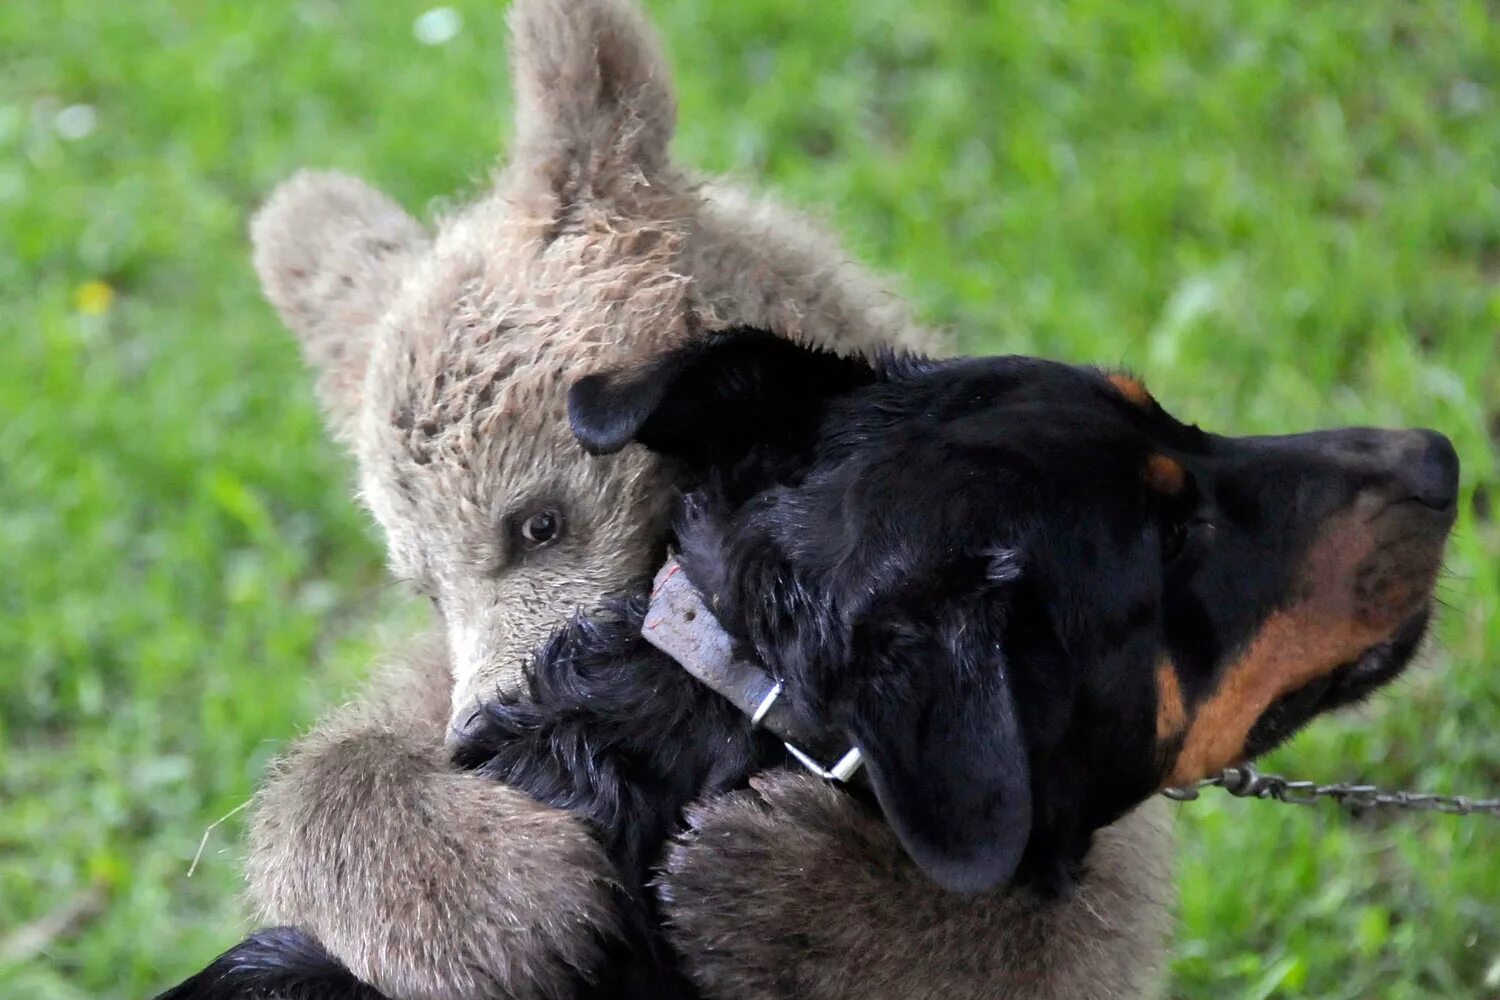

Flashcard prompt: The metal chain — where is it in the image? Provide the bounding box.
[1161,764,1500,818]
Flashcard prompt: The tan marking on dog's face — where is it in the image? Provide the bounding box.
[1108,373,1153,409]
[1164,502,1437,786]
[1154,662,1185,741]
[1143,454,1186,496]
[1166,613,1377,785]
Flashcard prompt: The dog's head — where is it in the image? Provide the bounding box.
[570,330,1458,895]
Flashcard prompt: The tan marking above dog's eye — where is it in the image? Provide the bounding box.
[1144,454,1187,495]
[1108,372,1154,408]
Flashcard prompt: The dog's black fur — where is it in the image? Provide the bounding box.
[158,329,1457,999]
[453,597,783,1000]
[456,597,779,893]
[154,927,387,1000]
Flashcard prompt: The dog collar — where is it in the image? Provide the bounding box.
[642,557,864,783]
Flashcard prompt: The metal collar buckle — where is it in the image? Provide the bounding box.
[643,557,863,785]
[749,681,864,783]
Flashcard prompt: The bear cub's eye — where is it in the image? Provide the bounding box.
[519,509,564,549]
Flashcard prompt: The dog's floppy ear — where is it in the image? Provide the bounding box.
[838,601,1034,894]
[568,328,876,466]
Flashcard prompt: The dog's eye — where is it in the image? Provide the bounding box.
[518,509,564,549]
[1162,521,1189,563]
[1162,516,1213,566]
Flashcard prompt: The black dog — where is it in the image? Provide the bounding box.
[158,329,1458,998]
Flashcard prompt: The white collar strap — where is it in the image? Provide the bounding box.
[641,557,864,784]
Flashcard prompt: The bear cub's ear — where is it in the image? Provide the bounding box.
[507,0,678,191]
[568,329,877,470]
[250,170,430,445]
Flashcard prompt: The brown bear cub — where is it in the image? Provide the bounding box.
[231,0,1181,997]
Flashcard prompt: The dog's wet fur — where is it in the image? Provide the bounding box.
[161,330,1457,999]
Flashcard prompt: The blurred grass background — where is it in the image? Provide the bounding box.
[3,1,1498,997]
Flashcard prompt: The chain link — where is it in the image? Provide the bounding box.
[1161,764,1500,818]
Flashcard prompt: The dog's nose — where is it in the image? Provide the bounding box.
[1402,430,1460,510]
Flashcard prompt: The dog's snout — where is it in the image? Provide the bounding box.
[1401,430,1459,511]
[1236,427,1463,534]
[1283,427,1461,513]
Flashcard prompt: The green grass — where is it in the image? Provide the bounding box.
[2,1,1497,997]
